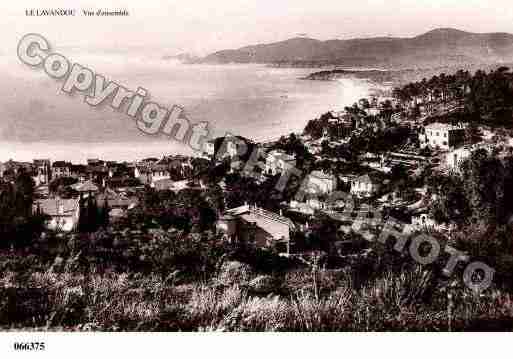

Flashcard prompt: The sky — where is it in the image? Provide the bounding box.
[2,0,513,56]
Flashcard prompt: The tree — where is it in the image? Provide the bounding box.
[49,177,78,197]
[465,122,483,145]
[460,150,506,225]
[100,197,110,229]
[0,170,44,247]
[429,174,471,226]
[79,194,101,233]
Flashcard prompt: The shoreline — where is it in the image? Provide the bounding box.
[0,73,382,164]
[0,140,196,164]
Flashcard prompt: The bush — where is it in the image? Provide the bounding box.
[217,261,252,286]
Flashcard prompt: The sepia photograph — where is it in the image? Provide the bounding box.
[1,0,513,356]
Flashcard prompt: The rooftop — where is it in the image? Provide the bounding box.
[35,198,79,217]
[425,122,466,131]
[53,161,72,168]
[310,170,336,180]
[72,180,99,193]
[268,150,296,162]
[226,204,295,229]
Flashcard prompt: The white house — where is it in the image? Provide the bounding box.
[305,170,338,194]
[419,123,466,150]
[32,159,51,186]
[203,139,216,156]
[135,164,171,185]
[52,161,72,178]
[265,150,296,176]
[350,174,382,198]
[446,147,472,171]
[35,198,80,232]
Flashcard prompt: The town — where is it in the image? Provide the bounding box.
[2,67,513,331]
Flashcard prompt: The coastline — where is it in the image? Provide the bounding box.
[0,140,195,163]
[0,71,382,164]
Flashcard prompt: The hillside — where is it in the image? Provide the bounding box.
[199,28,513,68]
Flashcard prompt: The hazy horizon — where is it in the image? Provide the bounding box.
[2,0,513,57]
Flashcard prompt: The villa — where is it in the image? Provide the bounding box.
[419,122,466,150]
[350,173,383,198]
[34,198,80,232]
[305,170,338,194]
[265,150,296,176]
[217,204,296,254]
[52,161,72,178]
[33,159,51,186]
[446,147,472,172]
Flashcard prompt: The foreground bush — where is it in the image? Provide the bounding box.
[2,262,513,331]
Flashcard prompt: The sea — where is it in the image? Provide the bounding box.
[0,53,377,163]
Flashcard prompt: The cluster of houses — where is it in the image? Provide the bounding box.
[198,124,460,254]
[0,155,198,233]
[208,100,513,254]
[2,92,512,258]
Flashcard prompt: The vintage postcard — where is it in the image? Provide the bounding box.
[0,0,511,357]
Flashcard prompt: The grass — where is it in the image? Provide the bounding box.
[1,230,512,331]
[2,261,513,331]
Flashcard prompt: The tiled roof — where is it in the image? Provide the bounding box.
[53,161,72,168]
[72,180,99,192]
[97,193,139,208]
[35,198,79,217]
[227,205,295,230]
[425,122,465,131]
[240,209,294,240]
[33,159,50,165]
[268,150,296,162]
[310,170,335,180]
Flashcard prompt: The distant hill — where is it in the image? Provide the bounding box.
[199,28,513,68]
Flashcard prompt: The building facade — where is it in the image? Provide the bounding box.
[33,159,52,186]
[217,204,295,254]
[305,170,338,194]
[350,174,382,198]
[419,123,466,150]
[35,198,80,232]
[265,150,296,176]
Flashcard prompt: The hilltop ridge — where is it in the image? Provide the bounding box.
[198,28,513,68]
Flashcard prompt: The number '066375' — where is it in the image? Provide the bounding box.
[13,342,46,351]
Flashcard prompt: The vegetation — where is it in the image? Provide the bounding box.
[429,150,513,226]
[0,170,46,247]
[393,67,513,128]
[2,228,513,331]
